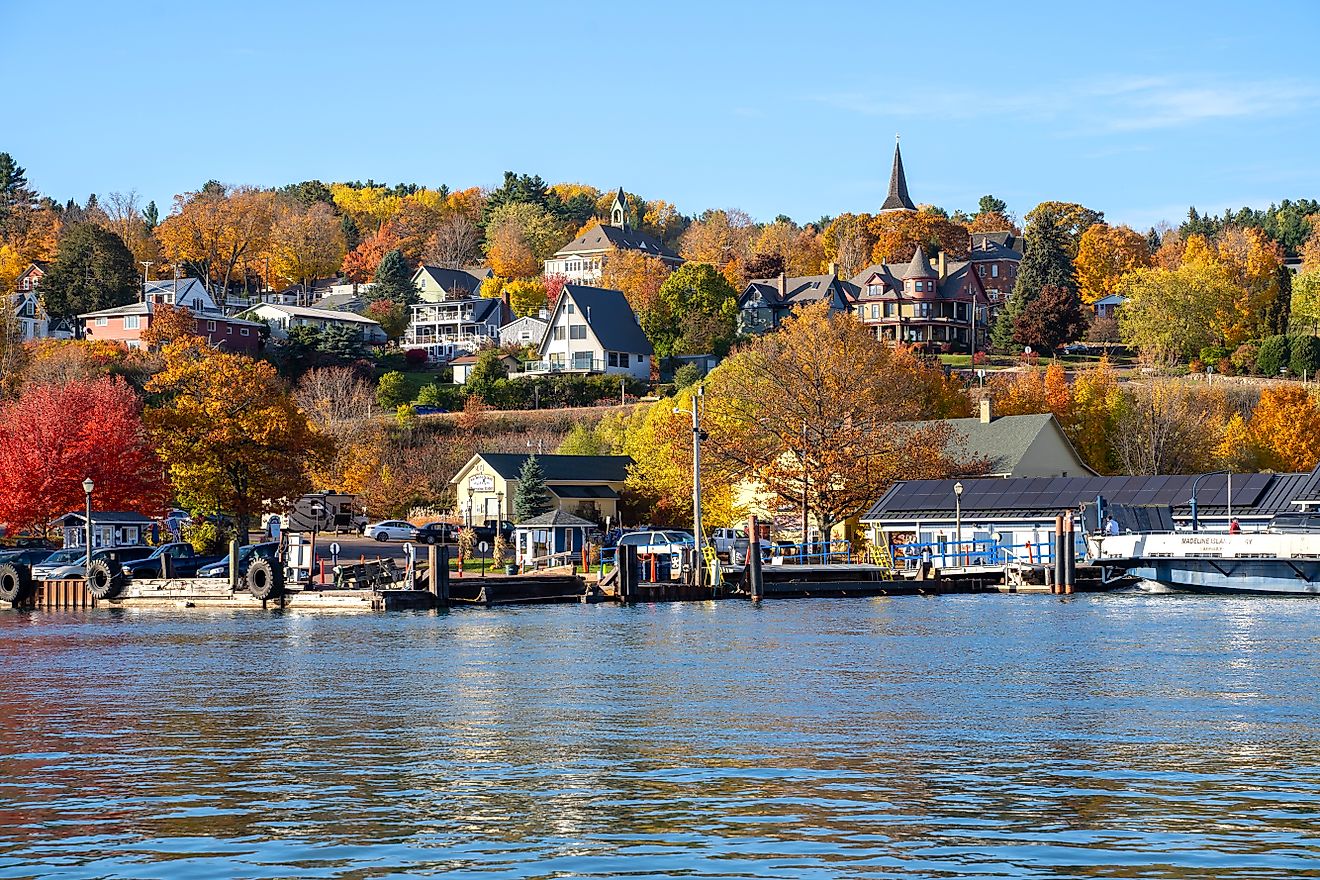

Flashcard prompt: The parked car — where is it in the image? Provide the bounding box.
[363,520,418,542]
[1062,343,1090,355]
[416,522,460,545]
[121,542,222,580]
[1,536,54,550]
[471,519,515,543]
[196,542,280,579]
[616,530,697,564]
[0,547,56,567]
[38,545,155,580]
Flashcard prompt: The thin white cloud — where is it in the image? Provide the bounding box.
[808,75,1320,135]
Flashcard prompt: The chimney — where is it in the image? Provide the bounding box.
[937,251,946,279]
[980,397,993,424]
[501,289,511,321]
[778,270,787,299]
[828,261,838,279]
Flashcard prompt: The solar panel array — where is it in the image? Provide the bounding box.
[876,473,1275,516]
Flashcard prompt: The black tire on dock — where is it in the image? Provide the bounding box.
[246,557,284,600]
[0,562,32,605]
[86,559,124,599]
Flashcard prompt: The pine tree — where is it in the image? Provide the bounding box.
[364,248,418,305]
[993,218,1076,352]
[41,224,139,321]
[514,455,552,521]
[1265,264,1293,336]
[143,200,159,231]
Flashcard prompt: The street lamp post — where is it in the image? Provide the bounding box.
[82,477,94,580]
[467,488,474,528]
[953,481,964,566]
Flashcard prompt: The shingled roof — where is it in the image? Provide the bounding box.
[457,454,634,483]
[552,223,680,260]
[880,141,915,212]
[559,285,654,354]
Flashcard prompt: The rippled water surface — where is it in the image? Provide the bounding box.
[3,595,1320,878]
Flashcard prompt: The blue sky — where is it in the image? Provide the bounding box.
[8,0,1320,230]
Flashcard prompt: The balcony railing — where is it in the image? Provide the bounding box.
[510,358,606,376]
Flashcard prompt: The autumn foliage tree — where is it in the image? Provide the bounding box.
[156,185,274,295]
[146,339,333,539]
[868,208,970,264]
[1074,222,1151,304]
[702,301,980,538]
[0,377,167,535]
[1248,385,1320,472]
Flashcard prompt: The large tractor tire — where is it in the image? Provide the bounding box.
[86,559,125,600]
[246,557,284,600]
[0,562,32,606]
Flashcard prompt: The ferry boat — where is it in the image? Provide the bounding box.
[1088,513,1320,595]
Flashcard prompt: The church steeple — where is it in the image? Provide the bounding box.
[880,136,915,212]
[610,187,630,230]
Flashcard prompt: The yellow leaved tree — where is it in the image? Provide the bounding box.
[1248,385,1320,472]
[146,339,334,539]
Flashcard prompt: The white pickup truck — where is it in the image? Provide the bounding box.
[711,527,773,560]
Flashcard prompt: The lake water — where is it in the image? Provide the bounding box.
[2,595,1319,879]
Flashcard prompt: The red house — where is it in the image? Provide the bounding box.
[80,302,264,352]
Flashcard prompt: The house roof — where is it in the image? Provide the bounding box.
[969,234,1022,262]
[515,509,598,529]
[144,278,210,299]
[456,453,633,484]
[864,471,1306,523]
[904,412,1093,477]
[903,245,935,279]
[849,260,979,302]
[246,303,381,325]
[1093,294,1128,306]
[500,316,548,330]
[312,292,364,311]
[548,485,621,500]
[742,274,846,310]
[415,265,489,296]
[552,223,680,260]
[880,142,916,212]
[81,301,263,327]
[54,511,155,526]
[561,285,654,354]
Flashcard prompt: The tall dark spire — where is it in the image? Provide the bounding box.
[881,137,915,212]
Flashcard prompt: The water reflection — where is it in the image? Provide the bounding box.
[2,595,1320,878]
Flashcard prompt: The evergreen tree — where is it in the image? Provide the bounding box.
[991,218,1076,352]
[513,455,552,521]
[1145,227,1161,255]
[143,200,159,231]
[365,249,418,305]
[1264,264,1293,336]
[0,152,33,220]
[340,213,360,252]
[977,194,1008,216]
[41,224,139,322]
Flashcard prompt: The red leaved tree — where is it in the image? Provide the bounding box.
[0,378,169,536]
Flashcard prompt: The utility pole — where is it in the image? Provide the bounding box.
[140,261,153,302]
[676,386,706,586]
[801,419,810,549]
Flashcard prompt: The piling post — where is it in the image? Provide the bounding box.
[747,516,764,601]
[431,545,449,607]
[620,545,638,603]
[228,539,239,592]
[1052,514,1064,594]
[1064,516,1076,595]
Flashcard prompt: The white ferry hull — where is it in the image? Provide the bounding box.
[1090,533,1320,596]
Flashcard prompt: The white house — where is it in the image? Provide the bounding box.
[542,189,682,284]
[237,303,387,343]
[519,284,652,379]
[403,296,506,363]
[144,278,221,314]
[499,315,549,348]
[411,265,492,302]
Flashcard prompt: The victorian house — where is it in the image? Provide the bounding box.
[543,188,683,284]
[737,269,852,334]
[849,246,990,352]
[968,231,1022,309]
